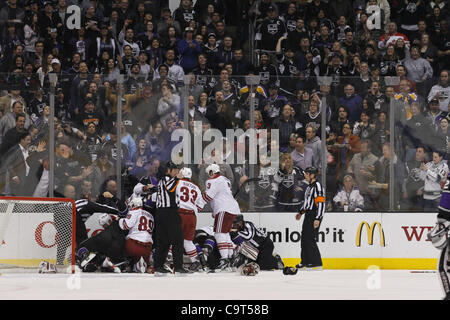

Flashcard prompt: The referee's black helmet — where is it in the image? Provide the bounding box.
[165,160,179,171]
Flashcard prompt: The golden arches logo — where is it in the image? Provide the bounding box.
[356,221,385,247]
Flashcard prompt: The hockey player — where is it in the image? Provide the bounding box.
[193,226,221,270]
[428,173,450,300]
[175,167,207,271]
[202,163,240,271]
[230,214,284,271]
[117,196,154,273]
[74,199,126,247]
[77,213,128,273]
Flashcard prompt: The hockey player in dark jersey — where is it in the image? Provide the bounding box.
[428,173,450,300]
[230,214,284,271]
[74,199,126,247]
[193,226,221,270]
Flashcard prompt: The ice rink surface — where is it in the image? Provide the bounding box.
[0,269,444,300]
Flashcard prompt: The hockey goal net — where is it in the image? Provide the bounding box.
[0,197,76,273]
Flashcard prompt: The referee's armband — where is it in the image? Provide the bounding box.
[314,196,325,205]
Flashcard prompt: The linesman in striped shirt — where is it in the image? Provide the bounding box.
[153,161,189,276]
[295,166,325,270]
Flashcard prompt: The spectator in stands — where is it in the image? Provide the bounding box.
[178,27,202,73]
[402,146,427,211]
[339,83,363,123]
[157,83,181,125]
[329,105,352,135]
[346,139,378,210]
[368,142,403,211]
[352,111,375,141]
[305,124,322,171]
[419,150,448,212]
[332,123,361,182]
[333,173,364,212]
[273,152,307,212]
[273,104,298,152]
[0,101,31,144]
[403,45,434,97]
[290,135,313,171]
[428,70,450,113]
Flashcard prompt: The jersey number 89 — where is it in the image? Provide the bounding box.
[138,216,153,234]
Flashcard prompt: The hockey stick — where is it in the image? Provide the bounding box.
[233,177,262,198]
[410,270,436,273]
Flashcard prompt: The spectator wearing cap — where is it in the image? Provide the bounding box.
[177,26,202,73]
[125,63,145,94]
[203,32,220,71]
[261,83,288,126]
[38,1,63,40]
[75,99,105,134]
[426,97,448,131]
[255,4,287,51]
[428,70,450,113]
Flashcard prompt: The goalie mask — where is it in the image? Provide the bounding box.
[427,218,450,250]
[240,262,260,276]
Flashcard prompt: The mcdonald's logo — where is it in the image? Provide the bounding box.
[356,221,385,247]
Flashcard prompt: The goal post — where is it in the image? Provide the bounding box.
[0,196,76,273]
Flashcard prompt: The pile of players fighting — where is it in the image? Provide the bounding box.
[72,161,285,276]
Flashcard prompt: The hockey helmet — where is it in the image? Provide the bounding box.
[165,160,178,171]
[205,163,220,176]
[128,196,143,209]
[180,167,192,179]
[427,218,450,250]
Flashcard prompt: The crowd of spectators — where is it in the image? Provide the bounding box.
[0,0,449,213]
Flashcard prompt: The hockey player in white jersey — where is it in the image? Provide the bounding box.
[175,167,208,271]
[202,163,241,271]
[118,197,154,273]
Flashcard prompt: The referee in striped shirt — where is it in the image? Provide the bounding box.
[153,161,188,275]
[295,166,325,270]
